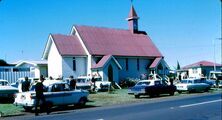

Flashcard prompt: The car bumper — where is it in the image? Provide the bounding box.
[128,89,146,95]
[14,101,35,107]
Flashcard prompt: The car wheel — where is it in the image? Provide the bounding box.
[204,88,209,92]
[169,91,174,96]
[46,101,53,109]
[23,106,33,112]
[177,91,182,94]
[149,93,154,98]
[134,95,140,98]
[76,97,87,107]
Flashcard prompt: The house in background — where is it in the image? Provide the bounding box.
[15,60,48,78]
[42,5,170,83]
[0,60,47,83]
[178,60,222,79]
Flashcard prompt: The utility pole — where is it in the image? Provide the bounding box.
[220,0,222,72]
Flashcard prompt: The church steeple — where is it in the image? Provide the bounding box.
[126,4,139,33]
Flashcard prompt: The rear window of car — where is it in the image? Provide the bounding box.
[29,85,48,92]
[181,80,193,83]
[137,81,151,86]
[154,81,161,85]
[51,84,69,92]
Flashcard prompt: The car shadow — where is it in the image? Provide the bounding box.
[136,94,175,99]
[0,99,14,104]
[26,104,98,115]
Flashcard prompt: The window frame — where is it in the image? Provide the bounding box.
[73,57,76,71]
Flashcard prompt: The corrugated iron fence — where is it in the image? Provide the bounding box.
[0,71,34,83]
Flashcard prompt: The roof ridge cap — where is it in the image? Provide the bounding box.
[74,25,130,31]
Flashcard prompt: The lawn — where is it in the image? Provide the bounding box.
[0,88,221,117]
[0,104,24,117]
[87,89,146,107]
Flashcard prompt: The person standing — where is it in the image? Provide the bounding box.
[69,76,76,90]
[22,77,30,92]
[91,76,96,92]
[34,75,49,116]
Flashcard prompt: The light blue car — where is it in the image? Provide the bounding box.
[176,78,211,93]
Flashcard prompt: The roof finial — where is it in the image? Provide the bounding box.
[127,0,139,33]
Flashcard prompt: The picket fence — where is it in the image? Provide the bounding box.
[0,71,34,83]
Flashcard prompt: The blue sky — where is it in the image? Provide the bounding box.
[0,0,221,68]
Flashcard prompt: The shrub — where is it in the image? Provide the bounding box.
[119,78,139,88]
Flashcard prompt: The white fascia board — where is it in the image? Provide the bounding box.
[111,56,122,70]
[162,59,170,70]
[71,26,91,75]
[62,55,87,58]
[42,35,53,60]
[100,56,122,70]
[15,61,37,67]
[70,26,90,55]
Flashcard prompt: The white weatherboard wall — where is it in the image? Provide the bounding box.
[117,57,151,80]
[47,41,63,78]
[39,66,48,78]
[62,57,87,78]
[188,68,202,78]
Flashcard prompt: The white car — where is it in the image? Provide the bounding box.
[0,79,18,101]
[65,76,93,92]
[176,78,211,93]
[76,76,111,92]
[14,80,89,111]
[76,76,93,92]
[94,77,111,92]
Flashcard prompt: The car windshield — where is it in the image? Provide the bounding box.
[95,78,102,81]
[77,79,87,83]
[136,81,150,86]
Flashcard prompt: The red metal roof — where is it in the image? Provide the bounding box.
[91,55,122,69]
[91,55,112,69]
[183,60,222,69]
[149,57,162,68]
[51,34,87,56]
[75,25,162,57]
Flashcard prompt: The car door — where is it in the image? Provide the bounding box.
[63,84,75,104]
[51,84,64,105]
[160,81,170,94]
[154,81,162,95]
[194,80,202,92]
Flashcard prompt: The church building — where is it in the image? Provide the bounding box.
[42,5,169,83]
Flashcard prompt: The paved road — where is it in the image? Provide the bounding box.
[3,93,222,120]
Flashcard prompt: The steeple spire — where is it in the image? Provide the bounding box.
[126,3,139,33]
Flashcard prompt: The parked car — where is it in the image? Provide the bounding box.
[128,80,176,98]
[208,71,222,80]
[76,76,93,92]
[210,80,222,88]
[0,79,18,101]
[14,80,89,111]
[176,78,211,93]
[93,77,111,92]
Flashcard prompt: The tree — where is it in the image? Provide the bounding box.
[0,59,9,66]
[177,61,181,70]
